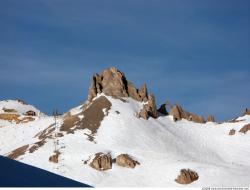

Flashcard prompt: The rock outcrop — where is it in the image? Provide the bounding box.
[175,169,199,184]
[49,151,60,163]
[88,67,149,103]
[229,129,236,135]
[116,154,140,168]
[61,96,112,137]
[138,94,158,119]
[157,103,168,115]
[90,153,112,171]
[207,115,215,122]
[87,67,157,120]
[7,145,29,159]
[0,113,35,124]
[239,123,250,134]
[170,104,205,123]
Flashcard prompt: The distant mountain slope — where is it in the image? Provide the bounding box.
[0,67,250,187]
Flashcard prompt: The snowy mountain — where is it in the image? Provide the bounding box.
[0,67,250,187]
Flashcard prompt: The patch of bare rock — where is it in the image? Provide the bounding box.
[89,153,112,171]
[88,67,149,103]
[229,129,236,136]
[7,145,29,159]
[116,154,140,168]
[49,150,61,163]
[0,113,35,124]
[61,96,112,137]
[207,115,215,122]
[89,153,140,171]
[170,104,206,123]
[175,169,199,184]
[239,123,250,134]
[138,94,158,119]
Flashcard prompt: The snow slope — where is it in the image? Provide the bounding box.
[0,96,250,187]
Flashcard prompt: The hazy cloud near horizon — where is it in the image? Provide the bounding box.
[0,0,249,120]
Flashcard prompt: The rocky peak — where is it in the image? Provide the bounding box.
[87,67,149,103]
[87,67,158,120]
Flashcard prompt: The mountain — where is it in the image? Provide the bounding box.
[0,67,250,187]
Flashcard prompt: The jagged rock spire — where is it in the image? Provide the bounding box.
[87,67,149,102]
[87,67,157,119]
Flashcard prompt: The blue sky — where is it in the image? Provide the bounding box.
[0,0,249,120]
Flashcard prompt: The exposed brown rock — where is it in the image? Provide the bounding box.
[3,108,17,113]
[138,94,158,120]
[87,67,158,120]
[116,154,140,168]
[138,108,149,120]
[49,151,60,163]
[138,84,148,102]
[87,67,149,103]
[0,113,35,124]
[61,96,112,137]
[89,153,112,171]
[175,169,199,184]
[157,104,168,115]
[207,115,215,122]
[7,145,29,159]
[0,113,20,123]
[170,105,205,123]
[170,105,184,121]
[26,110,36,116]
[127,82,141,101]
[35,124,55,140]
[29,140,46,153]
[88,67,128,102]
[188,114,206,124]
[239,123,250,134]
[229,129,236,136]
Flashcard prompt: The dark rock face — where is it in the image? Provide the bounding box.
[89,153,112,171]
[88,67,149,103]
[239,123,250,134]
[157,104,168,115]
[116,154,140,168]
[207,115,215,122]
[229,129,236,135]
[170,104,205,123]
[175,169,199,184]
